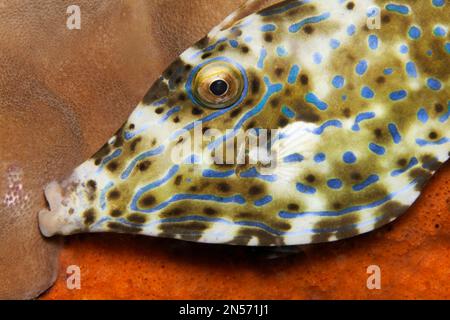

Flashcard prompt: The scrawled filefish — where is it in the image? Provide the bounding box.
[39,0,449,246]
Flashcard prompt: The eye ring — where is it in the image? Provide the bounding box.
[191,61,244,109]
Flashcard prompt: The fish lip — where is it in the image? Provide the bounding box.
[38,181,65,237]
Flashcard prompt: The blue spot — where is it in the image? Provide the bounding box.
[388,123,401,144]
[283,153,304,163]
[305,92,328,110]
[408,26,421,40]
[288,65,300,84]
[368,34,379,50]
[439,102,450,123]
[229,40,239,48]
[385,4,410,15]
[184,154,201,164]
[434,26,446,37]
[282,105,295,119]
[426,50,433,56]
[244,36,253,43]
[384,68,393,75]
[417,108,429,123]
[405,61,418,78]
[369,143,386,155]
[330,38,340,49]
[261,24,276,32]
[257,48,267,69]
[296,182,317,194]
[432,0,445,7]
[202,169,235,178]
[367,6,380,17]
[353,175,380,191]
[347,24,356,36]
[254,195,273,207]
[400,44,409,54]
[343,151,357,164]
[389,90,407,101]
[332,75,345,89]
[356,60,368,75]
[313,52,322,64]
[289,12,331,33]
[361,86,375,99]
[314,153,326,163]
[427,78,442,90]
[327,179,343,190]
[445,43,450,54]
[352,112,376,131]
[342,95,347,101]
[277,46,288,56]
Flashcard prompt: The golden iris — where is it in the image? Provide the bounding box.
[193,62,244,109]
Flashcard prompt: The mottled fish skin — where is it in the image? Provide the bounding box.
[39,0,449,246]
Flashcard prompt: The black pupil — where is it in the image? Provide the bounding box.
[209,79,228,96]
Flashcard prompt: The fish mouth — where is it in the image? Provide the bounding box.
[38,181,75,237]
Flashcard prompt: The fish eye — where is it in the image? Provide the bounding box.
[193,62,244,109]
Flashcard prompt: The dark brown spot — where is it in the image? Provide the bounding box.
[140,195,156,207]
[275,67,284,77]
[251,78,260,94]
[201,52,212,59]
[87,180,97,191]
[278,117,289,127]
[192,107,203,115]
[106,161,119,172]
[155,107,164,114]
[435,103,444,113]
[288,203,299,211]
[409,168,432,191]
[203,207,217,215]
[300,74,309,85]
[241,46,249,53]
[127,213,147,224]
[374,128,383,138]
[230,108,241,118]
[304,25,314,34]
[110,209,123,217]
[130,137,142,152]
[108,189,120,200]
[397,158,408,167]
[138,160,151,171]
[264,33,273,42]
[381,15,390,23]
[346,2,355,10]
[107,222,142,233]
[83,209,96,226]
[429,131,438,140]
[376,76,385,84]
[351,172,362,180]
[174,175,183,186]
[306,174,316,183]
[217,182,231,192]
[249,185,263,195]
[128,124,135,130]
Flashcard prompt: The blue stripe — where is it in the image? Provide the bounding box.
[352,112,375,131]
[260,0,312,16]
[121,145,165,179]
[240,167,277,182]
[313,120,342,135]
[369,143,386,155]
[280,179,418,218]
[391,157,418,176]
[416,137,449,146]
[132,194,246,213]
[254,195,273,207]
[207,77,282,150]
[257,48,267,69]
[99,182,114,210]
[296,182,316,194]
[352,174,379,191]
[202,169,235,178]
[282,105,296,118]
[385,3,410,15]
[305,92,328,110]
[287,64,300,84]
[283,153,304,163]
[260,24,276,32]
[289,12,331,33]
[388,123,401,144]
[159,106,181,123]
